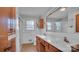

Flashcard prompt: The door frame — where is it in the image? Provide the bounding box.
[74,11,79,32]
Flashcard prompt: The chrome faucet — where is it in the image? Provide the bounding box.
[64,37,70,43]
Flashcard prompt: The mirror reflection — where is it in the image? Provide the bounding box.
[46,7,68,33]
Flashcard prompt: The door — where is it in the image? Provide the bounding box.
[0,7,16,52]
[0,8,10,51]
[76,14,79,32]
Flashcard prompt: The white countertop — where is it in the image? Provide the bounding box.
[37,35,71,52]
[8,34,16,40]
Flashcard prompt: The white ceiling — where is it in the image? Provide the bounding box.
[18,7,53,17]
[18,7,78,19]
[48,8,70,19]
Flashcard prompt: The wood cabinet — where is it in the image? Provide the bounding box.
[36,36,45,52]
[44,41,49,52]
[76,14,79,32]
[36,36,40,52]
[0,7,16,52]
[36,36,61,52]
[48,44,61,52]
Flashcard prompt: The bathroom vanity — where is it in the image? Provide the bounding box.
[36,33,79,52]
[36,36,62,52]
[36,35,72,52]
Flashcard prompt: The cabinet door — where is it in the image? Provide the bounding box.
[36,36,40,52]
[45,41,49,52]
[36,36,45,52]
[76,14,79,32]
[39,43,45,52]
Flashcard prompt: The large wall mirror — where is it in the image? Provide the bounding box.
[46,7,69,33]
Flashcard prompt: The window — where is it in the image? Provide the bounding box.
[47,22,52,30]
[55,22,61,32]
[26,20,35,30]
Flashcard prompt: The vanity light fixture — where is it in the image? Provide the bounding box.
[60,7,66,11]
